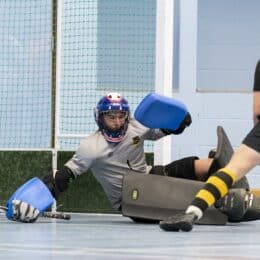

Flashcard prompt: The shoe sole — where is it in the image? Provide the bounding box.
[159,221,193,232]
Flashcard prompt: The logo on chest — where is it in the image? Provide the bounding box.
[132,136,141,145]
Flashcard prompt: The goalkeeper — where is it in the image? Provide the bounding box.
[6,92,253,223]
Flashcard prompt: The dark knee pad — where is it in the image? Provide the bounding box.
[163,156,199,180]
[149,165,166,176]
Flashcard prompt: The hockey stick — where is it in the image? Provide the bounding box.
[0,206,71,220]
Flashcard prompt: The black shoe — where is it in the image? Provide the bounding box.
[159,212,197,232]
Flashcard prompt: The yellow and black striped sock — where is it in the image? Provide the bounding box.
[190,168,236,213]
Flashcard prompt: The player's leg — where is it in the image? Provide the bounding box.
[160,124,260,231]
[205,126,260,222]
[150,156,213,182]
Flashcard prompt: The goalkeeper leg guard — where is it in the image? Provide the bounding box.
[215,188,249,222]
[216,188,260,222]
[122,173,227,225]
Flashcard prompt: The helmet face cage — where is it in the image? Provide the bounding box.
[94,93,130,143]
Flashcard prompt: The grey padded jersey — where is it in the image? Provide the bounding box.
[65,118,165,209]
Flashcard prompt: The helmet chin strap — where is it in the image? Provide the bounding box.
[102,130,124,143]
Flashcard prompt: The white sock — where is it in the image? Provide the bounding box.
[185,205,203,220]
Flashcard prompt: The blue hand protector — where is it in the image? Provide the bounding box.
[6,177,54,221]
[134,93,191,132]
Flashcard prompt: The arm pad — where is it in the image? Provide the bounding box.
[42,166,75,199]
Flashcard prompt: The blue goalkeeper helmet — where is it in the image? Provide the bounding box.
[94,92,130,143]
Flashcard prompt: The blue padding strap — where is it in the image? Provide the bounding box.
[134,93,189,131]
[6,177,54,219]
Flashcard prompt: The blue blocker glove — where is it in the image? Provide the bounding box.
[6,177,54,223]
[134,93,192,135]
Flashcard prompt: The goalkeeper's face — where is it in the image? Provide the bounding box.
[103,111,128,132]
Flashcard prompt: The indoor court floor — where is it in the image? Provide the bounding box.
[0,213,260,259]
